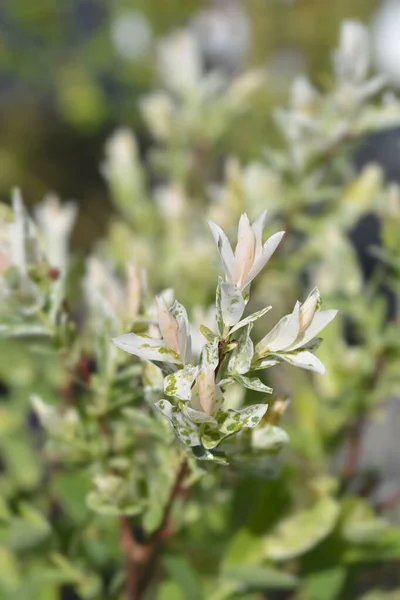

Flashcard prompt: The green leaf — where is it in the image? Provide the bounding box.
[301,567,346,600]
[341,498,388,545]
[264,496,340,561]
[9,503,51,551]
[224,527,265,568]
[222,565,298,591]
[200,324,218,342]
[163,555,203,600]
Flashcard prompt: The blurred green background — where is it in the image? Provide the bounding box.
[0,0,379,250]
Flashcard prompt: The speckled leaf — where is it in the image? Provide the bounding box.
[233,374,273,394]
[218,404,268,436]
[164,365,199,401]
[220,282,245,327]
[155,399,200,447]
[201,336,219,370]
[227,326,254,375]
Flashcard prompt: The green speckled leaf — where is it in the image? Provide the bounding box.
[200,336,219,370]
[164,365,199,400]
[155,399,201,447]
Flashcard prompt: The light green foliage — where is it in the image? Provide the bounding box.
[1,13,400,600]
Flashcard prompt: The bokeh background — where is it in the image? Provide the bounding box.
[2,0,393,250]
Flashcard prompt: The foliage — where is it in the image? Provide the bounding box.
[1,16,400,600]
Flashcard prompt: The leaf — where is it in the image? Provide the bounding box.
[9,503,51,551]
[164,365,199,401]
[215,278,224,336]
[233,374,273,394]
[227,326,254,375]
[200,324,218,341]
[200,337,219,370]
[220,282,245,327]
[278,350,325,374]
[112,333,182,364]
[252,356,279,370]
[202,404,269,449]
[223,527,265,568]
[163,555,204,600]
[155,399,201,447]
[341,498,388,545]
[301,567,346,600]
[229,305,272,335]
[222,565,298,591]
[252,425,289,452]
[264,496,340,561]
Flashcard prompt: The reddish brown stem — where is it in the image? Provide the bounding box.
[151,459,188,541]
[120,459,188,599]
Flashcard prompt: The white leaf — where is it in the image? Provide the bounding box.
[170,300,191,362]
[208,221,235,282]
[220,282,245,327]
[278,350,325,374]
[112,333,182,364]
[229,305,272,335]
[252,425,289,452]
[244,231,285,287]
[256,302,300,354]
[288,309,338,351]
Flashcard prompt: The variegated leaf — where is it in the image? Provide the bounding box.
[229,305,272,336]
[155,399,200,447]
[164,365,199,401]
[220,282,245,327]
[200,324,218,342]
[112,333,182,364]
[217,404,268,436]
[227,326,254,375]
[233,374,273,394]
[278,350,325,374]
[200,336,219,370]
[215,278,224,336]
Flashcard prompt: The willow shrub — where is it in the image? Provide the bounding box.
[1,20,400,600]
